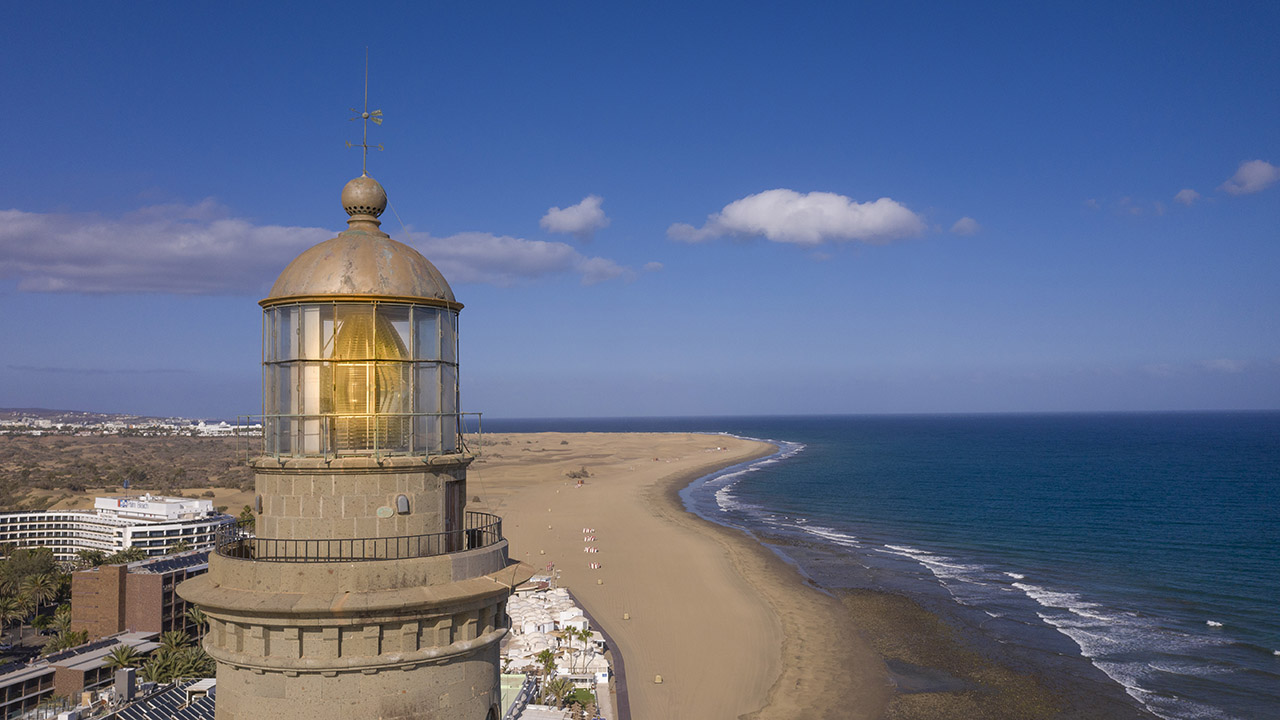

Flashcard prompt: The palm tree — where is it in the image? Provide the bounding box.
[76,550,106,568]
[41,629,87,655]
[104,547,146,565]
[160,630,191,653]
[19,573,57,614]
[545,677,574,709]
[565,626,591,673]
[49,607,71,636]
[104,644,143,671]
[13,595,34,641]
[579,627,594,667]
[0,597,21,643]
[166,540,192,554]
[141,645,213,683]
[185,607,208,639]
[139,652,174,683]
[535,648,556,703]
[562,630,577,672]
[0,565,17,597]
[171,645,214,679]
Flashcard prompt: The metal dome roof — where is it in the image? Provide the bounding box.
[261,175,458,309]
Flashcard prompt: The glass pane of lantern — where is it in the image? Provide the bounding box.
[318,303,336,359]
[377,361,411,453]
[380,304,412,357]
[441,310,458,364]
[300,305,324,359]
[441,364,458,452]
[263,364,279,454]
[414,306,440,361]
[441,364,458,416]
[274,307,296,362]
[334,305,375,359]
[415,363,441,454]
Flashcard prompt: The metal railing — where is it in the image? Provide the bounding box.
[215,511,503,562]
[238,412,483,461]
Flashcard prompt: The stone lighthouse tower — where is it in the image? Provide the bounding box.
[179,166,528,719]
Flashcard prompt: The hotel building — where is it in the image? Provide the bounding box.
[0,496,234,563]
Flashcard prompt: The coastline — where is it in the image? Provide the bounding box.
[473,431,890,719]
[651,448,893,719]
[477,430,1146,719]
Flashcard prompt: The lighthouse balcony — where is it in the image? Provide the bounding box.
[214,510,503,563]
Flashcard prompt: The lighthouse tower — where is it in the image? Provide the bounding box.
[179,168,528,720]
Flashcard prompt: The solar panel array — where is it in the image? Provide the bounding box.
[107,681,216,720]
[131,551,211,575]
[43,637,120,665]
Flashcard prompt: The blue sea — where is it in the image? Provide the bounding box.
[483,413,1280,720]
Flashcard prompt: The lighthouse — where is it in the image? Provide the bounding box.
[179,149,529,718]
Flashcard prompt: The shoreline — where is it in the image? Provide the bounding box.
[482,430,1152,719]
[650,446,893,719]
[678,438,1158,720]
[476,431,891,719]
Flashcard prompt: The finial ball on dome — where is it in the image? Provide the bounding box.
[342,174,387,218]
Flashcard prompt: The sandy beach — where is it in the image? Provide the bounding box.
[32,431,1088,718]
[470,432,892,719]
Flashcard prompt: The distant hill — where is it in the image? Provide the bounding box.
[0,408,218,425]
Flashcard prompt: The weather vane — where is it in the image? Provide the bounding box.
[347,49,383,175]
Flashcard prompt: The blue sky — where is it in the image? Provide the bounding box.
[2,3,1277,419]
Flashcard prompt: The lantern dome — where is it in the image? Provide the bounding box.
[262,174,457,308]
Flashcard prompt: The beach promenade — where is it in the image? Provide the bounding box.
[470,432,891,719]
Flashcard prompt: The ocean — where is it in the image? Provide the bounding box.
[483,413,1280,720]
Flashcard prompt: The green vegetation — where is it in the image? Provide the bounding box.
[0,548,68,646]
[543,677,574,708]
[568,688,596,711]
[185,607,208,639]
[41,630,88,655]
[104,644,144,671]
[139,630,213,683]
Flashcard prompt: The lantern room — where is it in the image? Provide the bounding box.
[258,173,462,458]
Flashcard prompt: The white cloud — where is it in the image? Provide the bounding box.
[0,202,630,293]
[1202,358,1244,373]
[1116,196,1143,216]
[950,217,980,235]
[0,202,327,294]
[1174,188,1200,206]
[540,195,611,238]
[1141,363,1178,379]
[642,261,664,272]
[1219,159,1279,195]
[667,189,926,246]
[408,231,627,286]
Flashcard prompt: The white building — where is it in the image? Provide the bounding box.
[502,588,611,688]
[0,494,234,562]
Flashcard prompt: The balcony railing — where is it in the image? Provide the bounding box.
[239,412,483,461]
[214,511,503,563]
